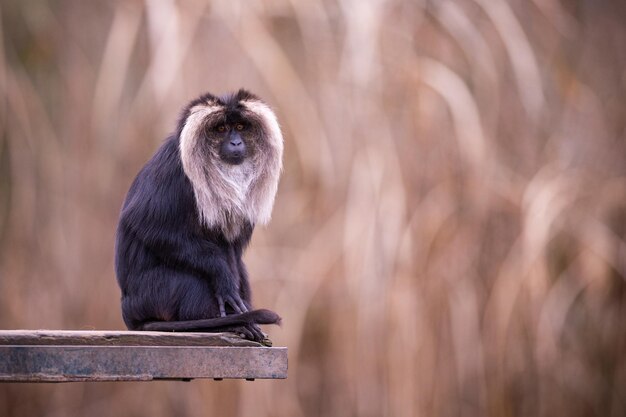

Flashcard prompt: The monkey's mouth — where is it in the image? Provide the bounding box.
[220,151,246,165]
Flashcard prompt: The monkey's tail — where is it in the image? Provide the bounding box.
[140,308,281,332]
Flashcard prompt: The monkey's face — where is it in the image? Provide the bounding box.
[199,107,269,168]
[212,120,251,165]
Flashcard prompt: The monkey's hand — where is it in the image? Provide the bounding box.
[217,292,249,317]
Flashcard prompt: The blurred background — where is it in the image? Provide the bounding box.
[0,0,625,416]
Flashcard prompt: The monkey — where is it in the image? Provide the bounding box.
[114,89,283,342]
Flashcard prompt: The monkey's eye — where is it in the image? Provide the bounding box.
[235,123,245,131]
[217,125,226,133]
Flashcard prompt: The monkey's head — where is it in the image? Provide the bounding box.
[177,89,284,238]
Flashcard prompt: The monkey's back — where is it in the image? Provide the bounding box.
[114,137,203,329]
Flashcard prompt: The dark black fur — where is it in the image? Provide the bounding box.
[115,91,281,342]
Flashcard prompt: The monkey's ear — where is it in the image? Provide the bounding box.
[235,89,260,102]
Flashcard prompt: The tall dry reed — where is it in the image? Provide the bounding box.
[0,1,624,416]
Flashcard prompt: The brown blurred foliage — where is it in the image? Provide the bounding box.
[0,0,625,416]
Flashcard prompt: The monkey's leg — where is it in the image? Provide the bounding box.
[121,268,202,329]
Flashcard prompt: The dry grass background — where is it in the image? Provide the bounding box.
[0,0,625,416]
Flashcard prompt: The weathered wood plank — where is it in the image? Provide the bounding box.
[0,345,287,382]
[0,330,287,382]
[0,330,263,347]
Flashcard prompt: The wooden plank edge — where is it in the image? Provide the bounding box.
[0,345,288,382]
[0,330,265,347]
[0,374,155,383]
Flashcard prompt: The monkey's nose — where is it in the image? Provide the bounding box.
[221,136,246,164]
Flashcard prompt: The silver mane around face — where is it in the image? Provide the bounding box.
[178,91,283,240]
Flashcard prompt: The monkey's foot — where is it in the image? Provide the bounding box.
[231,324,266,343]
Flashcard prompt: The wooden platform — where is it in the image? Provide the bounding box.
[0,330,287,382]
